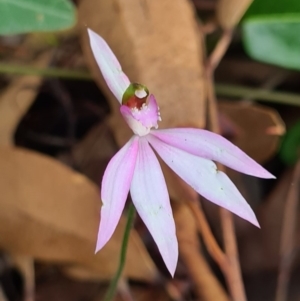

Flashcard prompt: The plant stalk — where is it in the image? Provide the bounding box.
[103,204,136,301]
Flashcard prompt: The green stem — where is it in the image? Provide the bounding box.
[103,204,136,301]
[216,83,300,107]
[2,62,300,107]
[0,63,92,80]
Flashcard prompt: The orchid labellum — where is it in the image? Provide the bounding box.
[88,29,274,276]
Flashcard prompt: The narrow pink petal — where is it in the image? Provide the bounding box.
[151,128,275,179]
[130,137,178,276]
[96,136,139,252]
[87,29,130,103]
[147,135,260,227]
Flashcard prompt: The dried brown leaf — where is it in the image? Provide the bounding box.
[216,0,253,29]
[219,101,285,163]
[0,146,157,282]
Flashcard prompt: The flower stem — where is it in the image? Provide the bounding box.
[2,62,300,107]
[0,63,92,80]
[103,204,136,301]
[215,83,300,107]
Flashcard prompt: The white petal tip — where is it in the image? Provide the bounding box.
[95,239,106,253]
[251,218,261,228]
[163,245,179,277]
[87,28,97,39]
[165,259,178,277]
[242,209,260,228]
[95,246,101,254]
[259,169,276,179]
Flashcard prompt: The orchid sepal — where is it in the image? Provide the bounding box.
[87,28,130,103]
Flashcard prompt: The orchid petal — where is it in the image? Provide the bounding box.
[151,128,274,179]
[96,136,139,252]
[133,95,160,128]
[87,29,130,103]
[120,105,150,136]
[148,135,259,227]
[120,94,160,136]
[130,137,178,275]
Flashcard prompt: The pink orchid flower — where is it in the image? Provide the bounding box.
[88,29,275,276]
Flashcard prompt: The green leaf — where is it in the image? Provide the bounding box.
[244,0,300,18]
[242,0,300,70]
[242,21,300,70]
[0,0,76,35]
[279,120,300,165]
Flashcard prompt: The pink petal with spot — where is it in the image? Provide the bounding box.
[88,29,130,103]
[151,128,274,179]
[120,105,150,136]
[96,136,139,252]
[130,137,178,276]
[120,95,160,136]
[147,134,260,227]
[132,95,160,128]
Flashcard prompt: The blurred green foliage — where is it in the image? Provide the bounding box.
[280,121,300,165]
[242,0,300,70]
[0,0,76,35]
